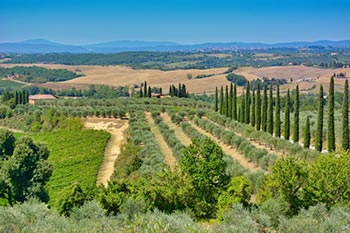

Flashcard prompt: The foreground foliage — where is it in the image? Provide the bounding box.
[0,130,52,206]
[2,198,350,232]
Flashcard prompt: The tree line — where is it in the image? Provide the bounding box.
[138,81,188,98]
[215,76,350,152]
[0,66,81,83]
[1,90,29,108]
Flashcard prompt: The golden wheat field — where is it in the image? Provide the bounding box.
[0,63,349,94]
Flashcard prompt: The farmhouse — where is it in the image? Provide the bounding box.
[29,94,58,105]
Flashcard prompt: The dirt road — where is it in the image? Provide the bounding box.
[83,117,128,187]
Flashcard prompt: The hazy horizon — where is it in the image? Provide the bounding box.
[3,38,350,46]
[1,0,350,45]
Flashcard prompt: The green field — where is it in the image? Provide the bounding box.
[0,79,24,89]
[28,130,110,207]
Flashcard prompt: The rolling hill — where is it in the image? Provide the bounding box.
[1,39,350,54]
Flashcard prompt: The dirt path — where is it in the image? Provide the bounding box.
[5,77,32,86]
[145,112,177,169]
[161,113,192,146]
[188,121,260,173]
[0,126,24,133]
[83,117,128,187]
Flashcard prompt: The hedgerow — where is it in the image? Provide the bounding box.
[128,111,167,175]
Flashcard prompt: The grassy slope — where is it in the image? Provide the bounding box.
[29,130,110,207]
[0,79,24,88]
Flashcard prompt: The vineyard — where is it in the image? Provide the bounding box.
[1,85,350,232]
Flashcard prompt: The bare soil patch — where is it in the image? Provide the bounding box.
[83,117,128,187]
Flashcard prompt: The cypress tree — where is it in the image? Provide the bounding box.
[144,81,147,98]
[293,85,300,143]
[148,86,152,98]
[229,83,233,118]
[275,84,281,137]
[240,92,245,123]
[261,84,268,131]
[233,84,237,120]
[178,83,181,97]
[342,79,349,150]
[19,91,23,104]
[251,89,255,127]
[15,91,19,105]
[160,87,163,95]
[225,85,229,117]
[140,89,143,98]
[219,86,224,115]
[182,84,187,97]
[215,87,219,112]
[328,77,335,152]
[304,116,310,149]
[284,89,290,140]
[256,83,261,130]
[245,81,250,124]
[267,84,273,135]
[315,85,324,152]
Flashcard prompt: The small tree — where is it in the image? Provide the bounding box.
[342,79,349,150]
[327,77,335,152]
[180,137,229,218]
[315,85,324,152]
[304,116,310,149]
[267,84,273,135]
[219,86,224,115]
[256,83,261,130]
[245,81,250,124]
[229,83,233,118]
[240,92,245,123]
[144,81,147,98]
[274,84,281,137]
[225,85,229,117]
[293,85,299,143]
[215,87,219,112]
[283,89,290,140]
[233,84,237,120]
[0,135,52,206]
[251,89,256,127]
[262,84,268,132]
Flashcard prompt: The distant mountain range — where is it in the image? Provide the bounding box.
[0,39,350,54]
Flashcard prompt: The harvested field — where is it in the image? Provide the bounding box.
[1,63,349,94]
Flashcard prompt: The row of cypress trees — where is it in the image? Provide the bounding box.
[215,77,349,152]
[139,81,188,98]
[2,90,29,106]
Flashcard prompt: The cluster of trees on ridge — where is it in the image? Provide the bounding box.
[138,81,189,98]
[0,66,81,83]
[215,76,350,152]
[4,49,350,70]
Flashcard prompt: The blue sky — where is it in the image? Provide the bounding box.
[0,0,349,44]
